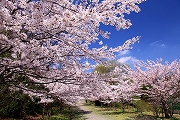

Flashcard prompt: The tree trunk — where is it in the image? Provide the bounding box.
[164,110,170,118]
[122,102,125,113]
[162,102,172,118]
[161,107,164,118]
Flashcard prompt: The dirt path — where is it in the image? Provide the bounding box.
[77,101,109,120]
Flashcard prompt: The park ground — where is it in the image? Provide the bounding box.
[1,100,180,120]
[46,100,180,120]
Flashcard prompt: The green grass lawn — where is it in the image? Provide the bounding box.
[46,106,86,120]
[84,102,180,120]
[46,101,180,120]
[85,104,137,120]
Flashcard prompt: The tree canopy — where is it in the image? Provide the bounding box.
[0,0,145,104]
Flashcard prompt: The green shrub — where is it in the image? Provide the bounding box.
[133,100,152,113]
[0,85,42,119]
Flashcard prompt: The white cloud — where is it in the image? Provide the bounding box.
[149,41,159,46]
[161,44,166,47]
[118,56,139,64]
[149,41,166,47]
[118,50,130,56]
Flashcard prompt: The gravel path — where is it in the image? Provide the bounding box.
[77,101,109,120]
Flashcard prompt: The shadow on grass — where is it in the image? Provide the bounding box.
[46,105,92,120]
[80,102,180,120]
[77,109,92,115]
[134,115,158,120]
[69,106,92,120]
[102,111,138,115]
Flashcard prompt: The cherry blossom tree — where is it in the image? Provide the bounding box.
[0,0,145,104]
[85,61,137,112]
[132,59,180,118]
[111,65,137,111]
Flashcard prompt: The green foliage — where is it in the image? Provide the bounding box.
[173,102,180,110]
[0,51,13,59]
[94,64,115,74]
[14,74,49,91]
[133,100,152,113]
[0,84,42,119]
[141,84,152,90]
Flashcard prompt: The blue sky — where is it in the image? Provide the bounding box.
[98,0,180,66]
